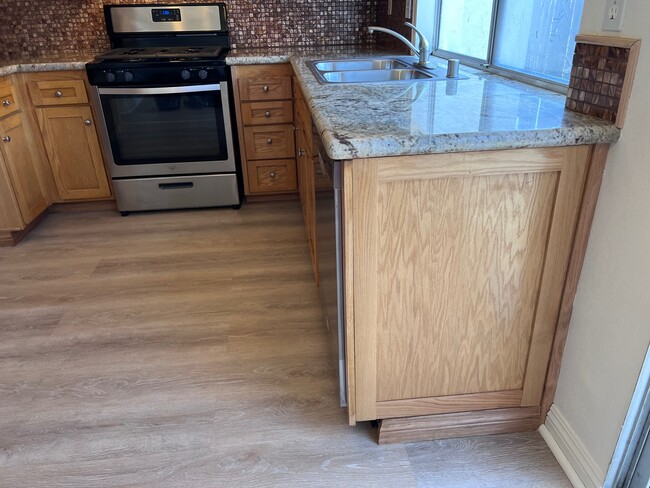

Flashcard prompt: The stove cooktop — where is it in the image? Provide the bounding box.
[95,46,225,62]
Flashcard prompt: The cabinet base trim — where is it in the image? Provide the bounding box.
[376,390,523,419]
[377,406,541,445]
[0,208,48,247]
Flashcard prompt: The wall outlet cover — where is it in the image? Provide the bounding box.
[602,0,627,32]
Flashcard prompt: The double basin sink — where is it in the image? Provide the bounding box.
[308,57,448,84]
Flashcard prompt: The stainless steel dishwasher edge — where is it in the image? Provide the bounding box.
[314,143,347,408]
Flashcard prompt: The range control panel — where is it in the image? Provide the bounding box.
[152,8,181,22]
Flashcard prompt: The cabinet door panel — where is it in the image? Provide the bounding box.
[0,149,24,231]
[0,113,47,225]
[37,106,111,201]
[347,146,592,423]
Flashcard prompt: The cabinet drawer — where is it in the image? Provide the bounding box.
[247,159,297,194]
[238,76,292,101]
[28,78,88,106]
[241,101,293,126]
[0,84,20,118]
[244,125,295,160]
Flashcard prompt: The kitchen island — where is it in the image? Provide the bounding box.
[229,49,622,443]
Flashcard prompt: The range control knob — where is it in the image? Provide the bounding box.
[105,71,116,83]
[124,71,134,82]
[181,69,191,80]
[198,69,208,80]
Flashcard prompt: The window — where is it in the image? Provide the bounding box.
[417,0,584,85]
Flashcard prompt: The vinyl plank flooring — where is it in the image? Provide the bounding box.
[0,203,571,487]
[406,432,573,488]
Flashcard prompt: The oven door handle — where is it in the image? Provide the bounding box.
[97,84,222,96]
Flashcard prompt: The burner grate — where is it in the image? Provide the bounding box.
[95,46,224,62]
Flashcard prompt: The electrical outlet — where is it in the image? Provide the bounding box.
[602,0,627,32]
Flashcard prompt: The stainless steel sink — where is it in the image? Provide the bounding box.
[313,59,410,72]
[307,57,450,84]
[321,69,436,83]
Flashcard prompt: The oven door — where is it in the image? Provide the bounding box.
[93,83,236,178]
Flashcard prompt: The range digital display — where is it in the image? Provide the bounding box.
[152,8,181,22]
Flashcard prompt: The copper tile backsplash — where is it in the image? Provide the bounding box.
[566,42,629,123]
[374,0,412,53]
[0,0,378,62]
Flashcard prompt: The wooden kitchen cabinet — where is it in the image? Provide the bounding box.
[0,111,48,230]
[293,79,319,284]
[0,74,48,235]
[341,145,601,440]
[232,64,298,196]
[36,105,111,201]
[24,71,111,201]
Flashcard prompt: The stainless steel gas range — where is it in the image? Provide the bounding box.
[86,3,240,214]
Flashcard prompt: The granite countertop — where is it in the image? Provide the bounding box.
[226,46,380,65]
[1,48,620,161]
[287,53,621,160]
[0,54,94,77]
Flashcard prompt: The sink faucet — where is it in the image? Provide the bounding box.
[367,22,435,69]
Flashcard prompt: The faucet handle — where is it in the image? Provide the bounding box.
[405,22,430,52]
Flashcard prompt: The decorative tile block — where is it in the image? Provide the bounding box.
[566,35,641,128]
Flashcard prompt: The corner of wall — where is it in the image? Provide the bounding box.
[541,404,607,488]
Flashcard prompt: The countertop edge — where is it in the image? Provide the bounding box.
[0,60,92,77]
[318,126,621,161]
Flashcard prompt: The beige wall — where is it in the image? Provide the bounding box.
[553,0,650,478]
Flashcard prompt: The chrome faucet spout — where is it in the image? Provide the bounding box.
[367,23,435,69]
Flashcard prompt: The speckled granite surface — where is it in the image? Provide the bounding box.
[0,54,93,77]
[2,50,620,161]
[289,54,621,160]
[226,46,380,65]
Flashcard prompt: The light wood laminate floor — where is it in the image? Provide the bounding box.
[0,202,572,487]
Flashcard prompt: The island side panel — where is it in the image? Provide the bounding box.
[347,147,594,424]
[350,158,379,422]
[343,159,357,426]
[376,168,558,401]
[540,143,609,420]
[521,145,592,406]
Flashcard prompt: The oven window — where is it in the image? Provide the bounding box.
[100,88,229,165]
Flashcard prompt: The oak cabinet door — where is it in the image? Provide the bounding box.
[0,113,47,226]
[345,146,592,424]
[0,148,24,231]
[37,106,111,201]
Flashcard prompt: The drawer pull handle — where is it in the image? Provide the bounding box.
[2,136,10,143]
[159,182,194,190]
[298,148,305,157]
[2,100,10,107]
[264,111,271,118]
[263,85,269,93]
[269,171,277,179]
[84,119,92,126]
[54,91,63,98]
[266,138,273,145]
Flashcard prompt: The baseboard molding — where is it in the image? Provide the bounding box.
[542,404,605,488]
[378,406,540,444]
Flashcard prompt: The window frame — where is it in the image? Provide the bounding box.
[425,0,573,94]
